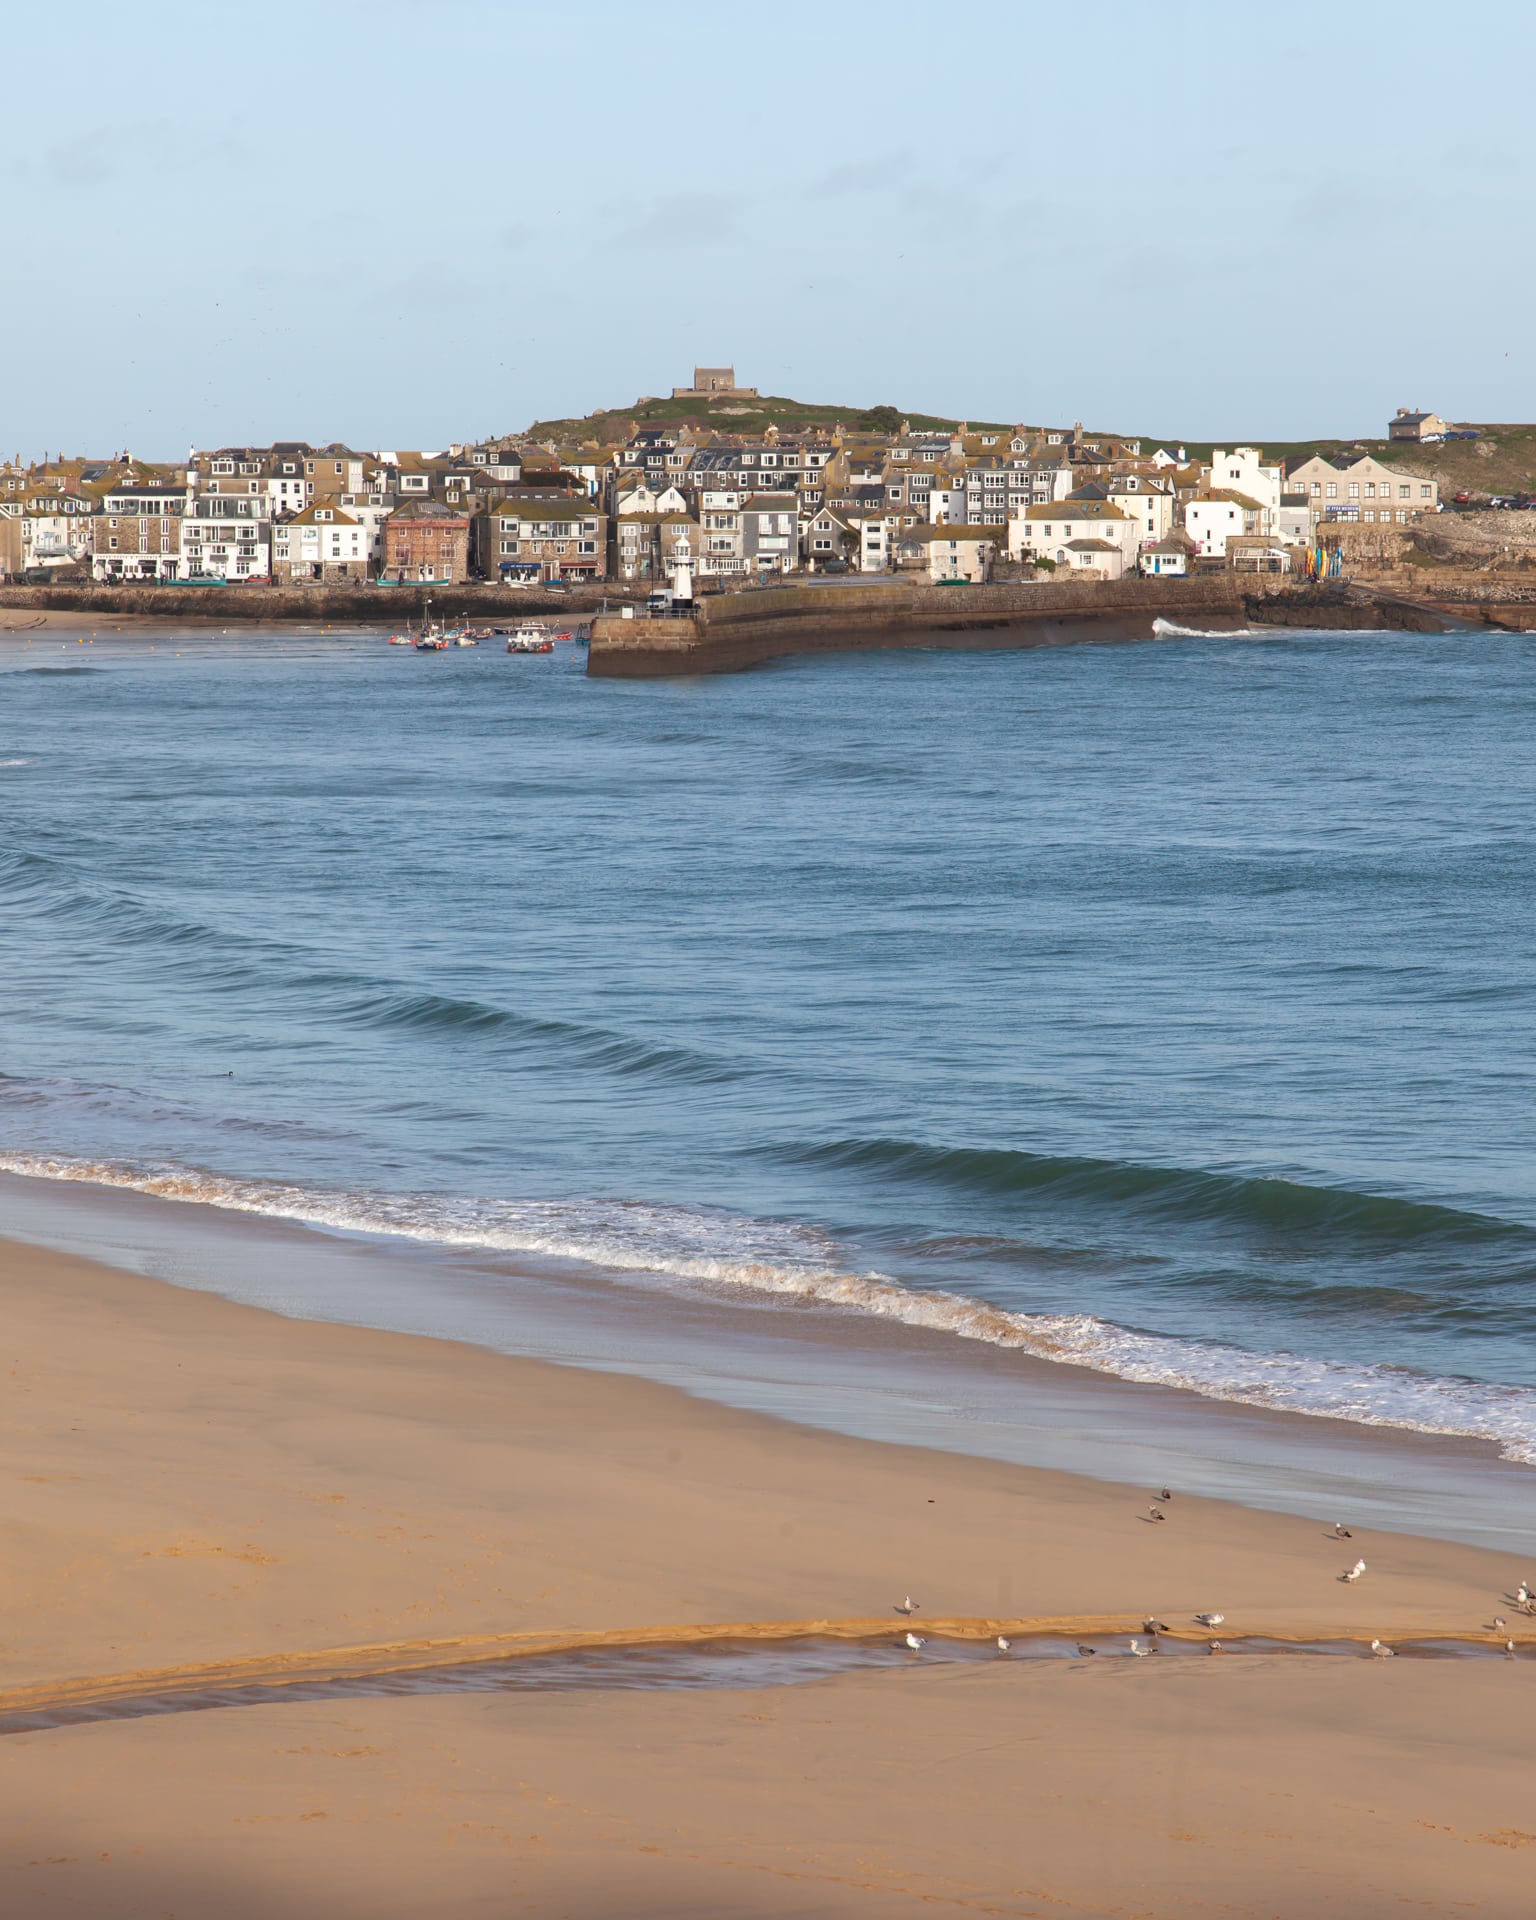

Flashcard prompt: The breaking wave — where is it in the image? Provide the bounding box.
[3,1149,1535,1464]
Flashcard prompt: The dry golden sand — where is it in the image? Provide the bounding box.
[2,1233,1533,1916]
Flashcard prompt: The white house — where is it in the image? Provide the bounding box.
[905,525,996,584]
[1011,500,1139,571]
[1059,537,1126,579]
[1139,537,1190,577]
[182,496,270,580]
[271,501,370,582]
[1184,491,1256,558]
[1204,448,1282,531]
[1103,474,1174,548]
[615,481,690,517]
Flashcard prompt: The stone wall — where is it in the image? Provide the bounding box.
[589,577,1248,677]
[0,581,616,622]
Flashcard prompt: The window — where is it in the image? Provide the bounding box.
[1364,483,1375,497]
[1326,483,1338,499]
[1420,485,1433,498]
[1311,481,1322,495]
[1399,484,1411,499]
[1348,483,1359,498]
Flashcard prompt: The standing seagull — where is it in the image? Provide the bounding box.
[1075,1642,1099,1657]
[1492,1617,1507,1633]
[1143,1618,1168,1636]
[1157,1487,1173,1504]
[1208,1640,1224,1655]
[904,1631,926,1651]
[1370,1638,1395,1658]
[996,1636,1012,1654]
[1194,1612,1225,1628]
[1331,1522,1353,1540]
[1341,1559,1367,1584]
[1128,1637,1151,1657]
[1516,1582,1532,1605]
[1147,1505,1166,1523]
[1506,1640,1518,1659]
[895,1596,919,1615]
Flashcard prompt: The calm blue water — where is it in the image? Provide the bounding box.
[4,623,1536,1461]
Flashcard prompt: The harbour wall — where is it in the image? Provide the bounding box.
[0,582,611,623]
[585,576,1468,677]
[587,577,1249,676]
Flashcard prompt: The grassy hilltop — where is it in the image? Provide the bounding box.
[523,391,1536,500]
[525,392,1011,443]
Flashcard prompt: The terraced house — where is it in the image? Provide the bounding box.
[382,499,470,584]
[476,499,606,582]
[271,501,370,583]
[92,480,186,580]
[183,493,270,581]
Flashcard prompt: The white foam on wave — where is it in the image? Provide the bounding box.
[0,758,32,768]
[1151,617,1261,640]
[5,1149,1535,1465]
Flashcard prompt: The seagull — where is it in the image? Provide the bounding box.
[1506,1640,1517,1659]
[1516,1582,1532,1605]
[1194,1613,1224,1628]
[904,1631,926,1651]
[996,1635,1011,1653]
[1157,1487,1173,1503]
[1143,1618,1168,1636]
[1147,1505,1166,1523]
[1075,1642,1098,1657]
[1341,1559,1367,1584]
[1493,1617,1507,1633]
[1370,1638,1395,1658]
[1129,1637,1151,1657]
[1331,1523,1353,1540]
[895,1596,919,1615]
[1208,1639,1224,1654]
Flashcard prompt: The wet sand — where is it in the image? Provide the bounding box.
[3,1229,1533,1916]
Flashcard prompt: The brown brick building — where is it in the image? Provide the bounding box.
[381,499,470,585]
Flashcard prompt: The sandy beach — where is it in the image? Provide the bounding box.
[3,1227,1534,1916]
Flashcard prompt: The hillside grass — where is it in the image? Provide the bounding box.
[525,393,1013,445]
[521,393,1536,499]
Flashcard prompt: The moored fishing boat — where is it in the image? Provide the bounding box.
[505,622,554,654]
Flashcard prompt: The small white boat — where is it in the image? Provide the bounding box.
[505,622,553,654]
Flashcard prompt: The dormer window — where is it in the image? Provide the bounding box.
[317,508,332,521]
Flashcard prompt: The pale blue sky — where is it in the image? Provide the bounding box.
[4,0,1530,458]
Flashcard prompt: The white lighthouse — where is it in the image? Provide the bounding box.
[669,529,694,605]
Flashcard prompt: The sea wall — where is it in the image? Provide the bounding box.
[0,582,611,622]
[587,576,1250,677]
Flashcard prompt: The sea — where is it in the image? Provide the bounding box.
[4,620,1536,1541]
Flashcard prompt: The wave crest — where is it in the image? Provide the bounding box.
[2,1150,1535,1464]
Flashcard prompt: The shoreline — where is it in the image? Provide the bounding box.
[4,1162,1535,1558]
[4,1210,1536,1916]
[2,1218,1526,1682]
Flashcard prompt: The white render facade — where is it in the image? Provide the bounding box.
[271,503,370,581]
[183,496,270,580]
[1206,448,1282,532]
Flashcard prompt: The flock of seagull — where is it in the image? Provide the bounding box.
[890,1490,1536,1663]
